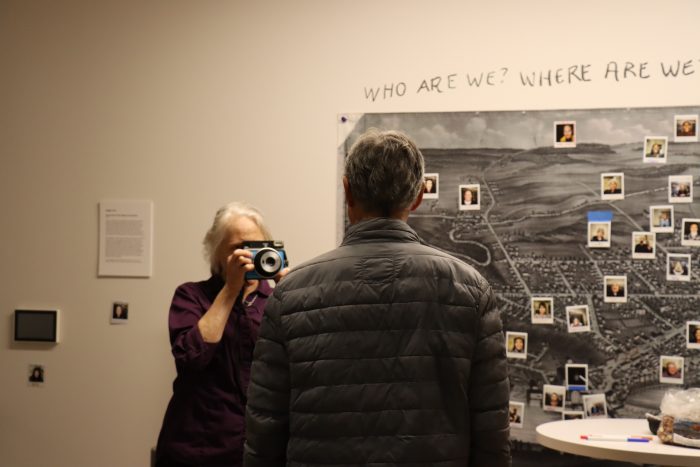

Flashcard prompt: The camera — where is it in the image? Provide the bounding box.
[242,240,289,280]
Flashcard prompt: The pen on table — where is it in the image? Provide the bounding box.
[580,435,653,442]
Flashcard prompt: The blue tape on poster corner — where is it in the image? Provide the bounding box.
[587,211,613,222]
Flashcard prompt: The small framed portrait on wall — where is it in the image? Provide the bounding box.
[659,356,684,384]
[674,114,698,142]
[650,206,674,234]
[111,302,129,324]
[566,305,590,333]
[509,401,524,428]
[667,253,691,282]
[28,364,45,385]
[458,184,480,211]
[604,275,627,303]
[588,222,611,248]
[506,331,528,359]
[669,175,692,203]
[631,232,655,260]
[531,297,554,324]
[554,121,576,148]
[423,173,439,199]
[643,136,668,163]
[601,173,624,200]
[681,218,700,246]
[543,384,566,413]
[686,321,700,349]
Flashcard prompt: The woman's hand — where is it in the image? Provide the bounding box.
[223,249,255,296]
[274,267,291,284]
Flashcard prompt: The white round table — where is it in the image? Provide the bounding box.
[535,418,700,467]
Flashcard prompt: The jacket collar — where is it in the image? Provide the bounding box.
[341,217,421,246]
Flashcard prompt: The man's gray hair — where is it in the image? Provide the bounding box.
[203,201,272,276]
[345,129,425,216]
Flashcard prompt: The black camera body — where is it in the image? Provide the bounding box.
[242,240,289,280]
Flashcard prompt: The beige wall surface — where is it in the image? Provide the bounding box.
[0,1,699,466]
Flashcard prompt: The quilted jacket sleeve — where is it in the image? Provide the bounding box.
[468,283,511,467]
[244,292,290,467]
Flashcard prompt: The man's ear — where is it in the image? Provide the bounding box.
[342,176,355,207]
[409,187,423,211]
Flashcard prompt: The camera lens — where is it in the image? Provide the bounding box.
[254,248,282,277]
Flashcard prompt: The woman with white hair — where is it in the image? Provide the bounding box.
[156,202,287,467]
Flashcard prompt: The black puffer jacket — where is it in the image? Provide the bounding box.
[244,218,510,467]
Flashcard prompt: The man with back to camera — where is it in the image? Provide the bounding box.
[244,129,511,467]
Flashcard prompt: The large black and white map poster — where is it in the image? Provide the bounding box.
[338,107,700,444]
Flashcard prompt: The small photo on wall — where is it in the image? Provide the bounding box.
[669,175,693,203]
[681,218,700,246]
[660,356,684,384]
[588,222,611,248]
[643,136,668,163]
[563,410,585,420]
[509,401,524,428]
[28,364,45,385]
[582,393,607,418]
[566,305,590,333]
[604,275,627,303]
[111,301,129,324]
[686,321,700,349]
[543,384,566,412]
[531,297,554,324]
[458,184,480,211]
[506,331,528,359]
[667,253,691,282]
[565,364,589,391]
[423,173,439,199]
[631,232,655,259]
[650,205,674,233]
[554,121,576,148]
[601,173,624,200]
[675,114,699,142]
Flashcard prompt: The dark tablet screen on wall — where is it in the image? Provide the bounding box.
[14,310,59,342]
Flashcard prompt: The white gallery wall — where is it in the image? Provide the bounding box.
[1,1,699,466]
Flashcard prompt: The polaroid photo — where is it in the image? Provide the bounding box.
[28,364,45,386]
[531,297,554,324]
[669,175,693,203]
[675,114,699,142]
[565,364,589,391]
[601,173,624,200]
[667,253,691,282]
[631,231,655,260]
[582,393,607,418]
[566,389,588,411]
[563,410,585,421]
[554,121,576,148]
[588,222,611,249]
[643,136,668,164]
[458,184,480,211]
[509,401,524,428]
[660,356,684,385]
[604,275,627,303]
[566,305,591,333]
[650,205,674,234]
[506,331,528,359]
[681,218,700,246]
[687,321,700,350]
[423,173,439,200]
[111,301,129,324]
[543,384,566,413]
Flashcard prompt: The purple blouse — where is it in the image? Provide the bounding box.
[156,275,272,467]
